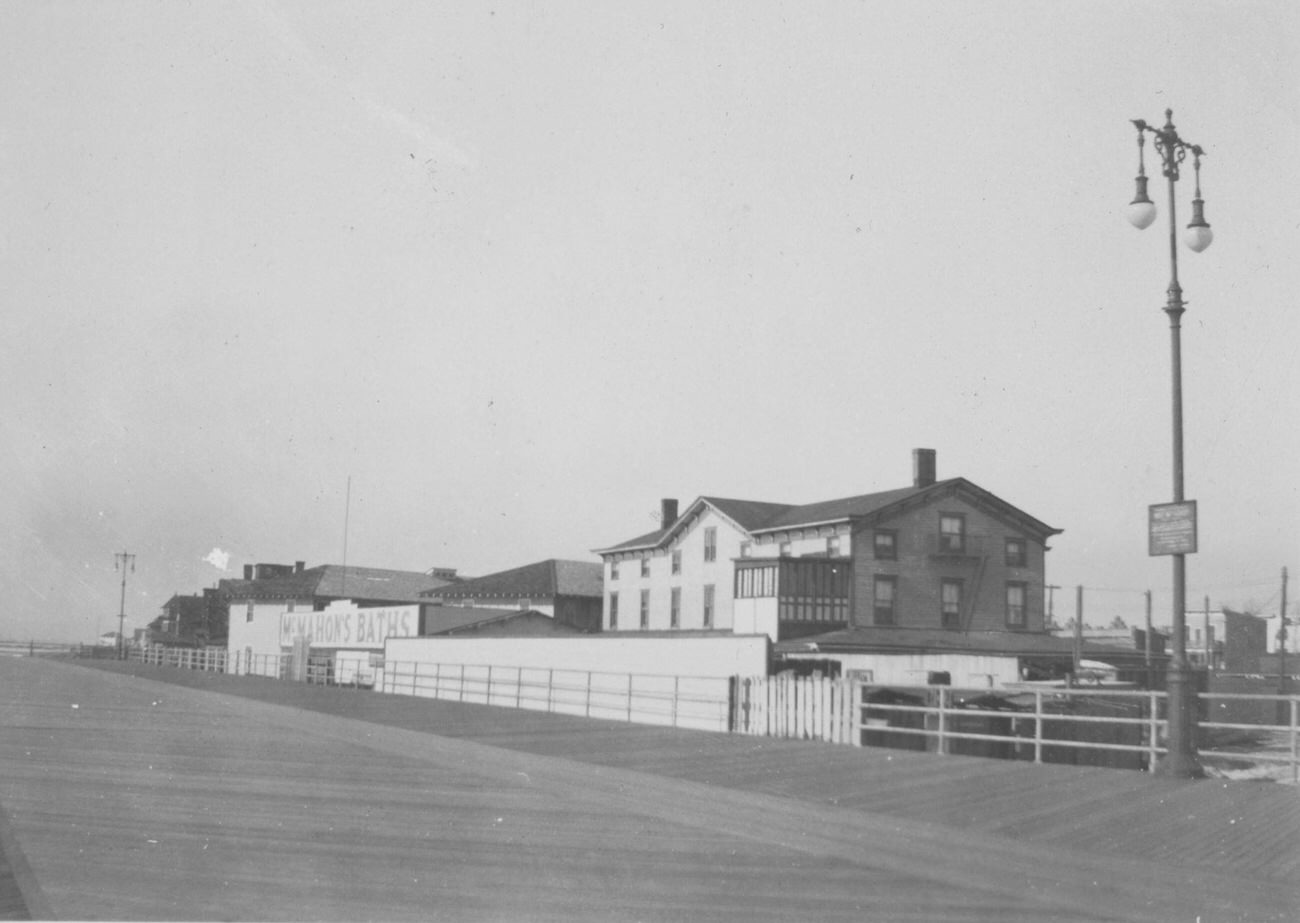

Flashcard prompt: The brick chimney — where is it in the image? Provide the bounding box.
[661,498,679,529]
[913,448,937,488]
[295,561,305,573]
[243,564,253,580]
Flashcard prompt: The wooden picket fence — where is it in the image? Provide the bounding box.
[731,673,859,744]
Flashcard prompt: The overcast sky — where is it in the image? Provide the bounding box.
[3,1,1297,642]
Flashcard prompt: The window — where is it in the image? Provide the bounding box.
[640,589,650,630]
[735,565,777,598]
[610,560,619,581]
[671,550,681,575]
[941,579,963,629]
[640,557,650,578]
[703,584,715,628]
[1005,538,1027,568]
[1006,582,1027,628]
[940,514,966,553]
[609,593,619,629]
[703,527,717,562]
[286,600,296,613]
[827,536,841,557]
[670,587,681,628]
[246,601,254,623]
[779,541,792,557]
[517,598,532,611]
[873,576,897,626]
[740,541,752,558]
[873,531,896,560]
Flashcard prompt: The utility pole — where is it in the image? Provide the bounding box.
[1203,595,1211,671]
[1145,590,1153,690]
[114,552,135,660]
[1073,585,1084,679]
[1279,567,1289,721]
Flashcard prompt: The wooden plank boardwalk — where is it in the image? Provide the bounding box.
[0,658,1296,921]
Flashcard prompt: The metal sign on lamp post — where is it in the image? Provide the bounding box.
[1126,109,1213,779]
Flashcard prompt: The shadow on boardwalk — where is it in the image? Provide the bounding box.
[0,657,1295,922]
[76,658,1300,881]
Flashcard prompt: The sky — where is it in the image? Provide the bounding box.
[2,1,1298,643]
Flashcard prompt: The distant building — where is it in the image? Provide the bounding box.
[147,589,225,648]
[594,449,1062,644]
[1156,608,1268,673]
[224,561,459,662]
[418,559,603,633]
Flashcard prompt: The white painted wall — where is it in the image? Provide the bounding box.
[604,505,752,633]
[603,508,855,635]
[732,597,780,642]
[384,633,769,679]
[226,600,293,661]
[751,524,852,559]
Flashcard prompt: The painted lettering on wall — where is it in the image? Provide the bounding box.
[279,604,417,649]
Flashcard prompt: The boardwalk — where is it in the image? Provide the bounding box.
[0,658,1296,921]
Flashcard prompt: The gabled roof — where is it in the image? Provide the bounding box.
[596,477,1060,556]
[420,604,522,634]
[421,559,603,601]
[755,483,938,532]
[310,565,451,602]
[761,477,1061,540]
[701,497,799,532]
[422,607,586,638]
[595,496,797,554]
[221,565,452,604]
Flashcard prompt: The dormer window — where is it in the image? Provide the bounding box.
[1005,538,1027,568]
[704,527,717,562]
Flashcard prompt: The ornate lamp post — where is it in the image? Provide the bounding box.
[1126,109,1212,778]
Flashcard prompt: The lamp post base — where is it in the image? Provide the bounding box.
[1154,661,1204,779]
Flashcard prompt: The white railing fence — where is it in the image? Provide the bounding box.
[123,647,1299,780]
[380,661,732,732]
[133,645,288,679]
[732,675,1300,781]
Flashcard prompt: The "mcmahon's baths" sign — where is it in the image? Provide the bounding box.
[279,601,419,649]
